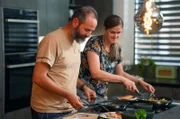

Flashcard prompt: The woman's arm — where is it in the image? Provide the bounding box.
[87,51,126,83]
[115,63,141,84]
[115,63,155,93]
[87,51,138,92]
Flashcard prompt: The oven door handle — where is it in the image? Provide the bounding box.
[5,18,39,23]
[6,63,35,69]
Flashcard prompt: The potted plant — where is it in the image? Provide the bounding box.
[136,57,156,78]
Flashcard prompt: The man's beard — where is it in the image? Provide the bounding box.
[72,28,87,43]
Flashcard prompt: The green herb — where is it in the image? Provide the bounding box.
[136,57,156,78]
[134,109,147,119]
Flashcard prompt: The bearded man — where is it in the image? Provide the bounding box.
[30,6,98,119]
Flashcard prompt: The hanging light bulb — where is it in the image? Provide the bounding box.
[134,0,163,35]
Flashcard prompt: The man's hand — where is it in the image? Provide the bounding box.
[83,85,96,102]
[66,93,84,110]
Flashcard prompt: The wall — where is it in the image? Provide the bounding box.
[75,0,113,35]
[107,0,135,99]
[113,0,135,64]
[38,0,69,36]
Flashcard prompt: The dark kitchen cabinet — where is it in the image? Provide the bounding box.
[107,83,125,98]
[153,86,173,98]
[38,0,69,36]
[172,88,180,100]
[1,0,37,9]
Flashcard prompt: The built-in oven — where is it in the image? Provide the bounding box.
[5,53,36,112]
[3,7,39,112]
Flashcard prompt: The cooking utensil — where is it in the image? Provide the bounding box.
[100,105,110,112]
[150,93,156,97]
[136,91,155,99]
[81,99,129,113]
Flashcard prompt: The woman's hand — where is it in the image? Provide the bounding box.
[122,78,139,92]
[66,93,84,110]
[83,86,97,102]
[139,80,155,93]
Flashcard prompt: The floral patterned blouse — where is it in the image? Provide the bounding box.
[79,35,122,98]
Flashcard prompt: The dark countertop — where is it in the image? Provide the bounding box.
[59,100,180,119]
[153,105,180,119]
[60,106,180,119]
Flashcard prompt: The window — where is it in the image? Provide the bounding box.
[134,0,180,66]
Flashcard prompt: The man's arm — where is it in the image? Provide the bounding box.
[77,78,96,102]
[33,62,84,109]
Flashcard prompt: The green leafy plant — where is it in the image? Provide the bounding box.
[135,109,147,119]
[137,57,156,78]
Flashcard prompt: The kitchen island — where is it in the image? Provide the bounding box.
[58,100,180,119]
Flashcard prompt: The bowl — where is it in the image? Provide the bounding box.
[134,102,153,110]
[98,111,122,119]
[121,109,155,119]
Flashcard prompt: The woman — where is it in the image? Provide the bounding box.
[78,15,155,103]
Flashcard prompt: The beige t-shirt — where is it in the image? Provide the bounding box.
[31,28,80,113]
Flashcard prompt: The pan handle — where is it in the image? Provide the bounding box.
[100,105,110,112]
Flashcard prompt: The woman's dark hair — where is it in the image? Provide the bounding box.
[71,6,98,23]
[104,15,123,29]
[104,15,123,61]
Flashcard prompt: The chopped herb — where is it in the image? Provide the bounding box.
[134,109,147,119]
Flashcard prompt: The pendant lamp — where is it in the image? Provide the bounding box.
[134,0,163,35]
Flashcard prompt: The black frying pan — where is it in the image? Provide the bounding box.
[100,101,130,112]
[80,100,129,113]
[139,96,173,110]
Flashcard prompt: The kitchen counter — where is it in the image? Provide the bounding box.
[153,105,180,119]
[153,100,180,119]
[58,100,180,119]
[58,106,180,119]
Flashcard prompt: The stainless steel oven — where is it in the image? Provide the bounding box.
[3,7,39,112]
